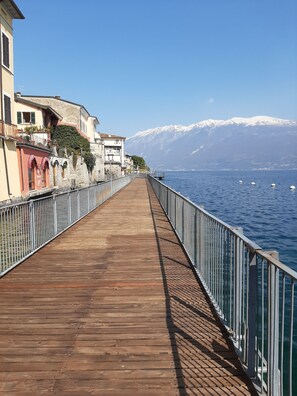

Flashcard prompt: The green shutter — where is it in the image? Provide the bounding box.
[31,112,36,124]
[4,95,11,124]
[17,112,22,124]
[2,33,9,68]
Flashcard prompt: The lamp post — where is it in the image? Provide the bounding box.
[107,153,114,194]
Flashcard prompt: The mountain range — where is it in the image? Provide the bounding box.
[126,116,297,170]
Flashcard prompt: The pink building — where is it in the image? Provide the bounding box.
[17,142,51,197]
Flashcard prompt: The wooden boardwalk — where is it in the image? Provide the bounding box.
[0,178,257,395]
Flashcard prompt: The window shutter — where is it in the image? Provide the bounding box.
[2,33,9,68]
[4,95,11,124]
[17,112,22,124]
[31,112,36,124]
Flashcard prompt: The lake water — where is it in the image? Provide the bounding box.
[163,170,297,272]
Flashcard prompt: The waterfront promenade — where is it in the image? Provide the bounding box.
[0,178,256,395]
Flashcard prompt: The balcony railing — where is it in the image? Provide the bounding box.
[0,121,18,139]
[16,132,51,149]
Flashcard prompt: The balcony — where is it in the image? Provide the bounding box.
[16,131,51,150]
[0,121,18,139]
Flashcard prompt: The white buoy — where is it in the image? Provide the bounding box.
[271,183,276,188]
[239,180,243,184]
[251,182,256,185]
[290,185,296,190]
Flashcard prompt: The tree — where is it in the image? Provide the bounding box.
[131,155,149,171]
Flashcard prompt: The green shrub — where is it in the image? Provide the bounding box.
[83,152,96,171]
[51,125,96,172]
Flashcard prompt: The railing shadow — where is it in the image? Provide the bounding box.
[147,181,257,395]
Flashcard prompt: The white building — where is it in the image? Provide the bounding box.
[99,133,126,179]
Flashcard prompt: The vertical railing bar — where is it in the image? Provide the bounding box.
[174,194,177,229]
[53,196,57,235]
[247,251,257,377]
[181,200,185,243]
[289,279,294,396]
[194,208,197,268]
[68,192,71,226]
[213,221,219,301]
[199,210,204,278]
[280,273,285,396]
[273,267,279,394]
[87,188,90,213]
[261,258,265,393]
[242,245,245,359]
[29,201,36,251]
[77,190,80,220]
[7,208,12,266]
[229,232,233,330]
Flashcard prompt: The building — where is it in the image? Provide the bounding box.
[14,95,63,197]
[14,93,105,188]
[0,0,24,204]
[100,133,126,179]
[124,154,134,174]
[15,94,98,142]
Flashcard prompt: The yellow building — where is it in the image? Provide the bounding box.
[0,0,24,204]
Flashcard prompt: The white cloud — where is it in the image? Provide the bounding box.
[207,98,214,104]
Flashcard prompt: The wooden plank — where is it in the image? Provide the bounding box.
[0,178,256,395]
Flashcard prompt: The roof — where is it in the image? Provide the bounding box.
[90,116,100,125]
[100,133,126,140]
[0,0,25,19]
[19,94,97,120]
[15,96,63,120]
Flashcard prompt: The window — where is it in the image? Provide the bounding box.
[42,162,49,188]
[28,159,37,190]
[17,112,36,124]
[2,33,9,68]
[4,95,11,124]
[80,120,87,134]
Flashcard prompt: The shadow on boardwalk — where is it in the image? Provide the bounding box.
[0,178,257,395]
[147,181,257,395]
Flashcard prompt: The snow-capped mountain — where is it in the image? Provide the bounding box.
[126,116,297,170]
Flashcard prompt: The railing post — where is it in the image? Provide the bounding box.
[181,200,185,243]
[174,194,177,229]
[68,192,71,225]
[29,201,36,250]
[53,196,57,235]
[166,187,169,215]
[194,208,198,268]
[267,251,280,396]
[247,251,257,377]
[77,190,80,219]
[87,188,90,213]
[233,230,243,351]
[199,211,205,276]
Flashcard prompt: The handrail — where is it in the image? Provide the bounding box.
[0,175,136,277]
[148,174,296,396]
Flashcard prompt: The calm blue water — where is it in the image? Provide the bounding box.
[164,170,297,271]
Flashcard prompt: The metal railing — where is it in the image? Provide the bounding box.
[17,132,50,148]
[148,174,297,396]
[0,175,135,277]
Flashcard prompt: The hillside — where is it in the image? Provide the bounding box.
[126,116,297,170]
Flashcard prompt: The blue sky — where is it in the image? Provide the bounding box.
[14,0,297,136]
